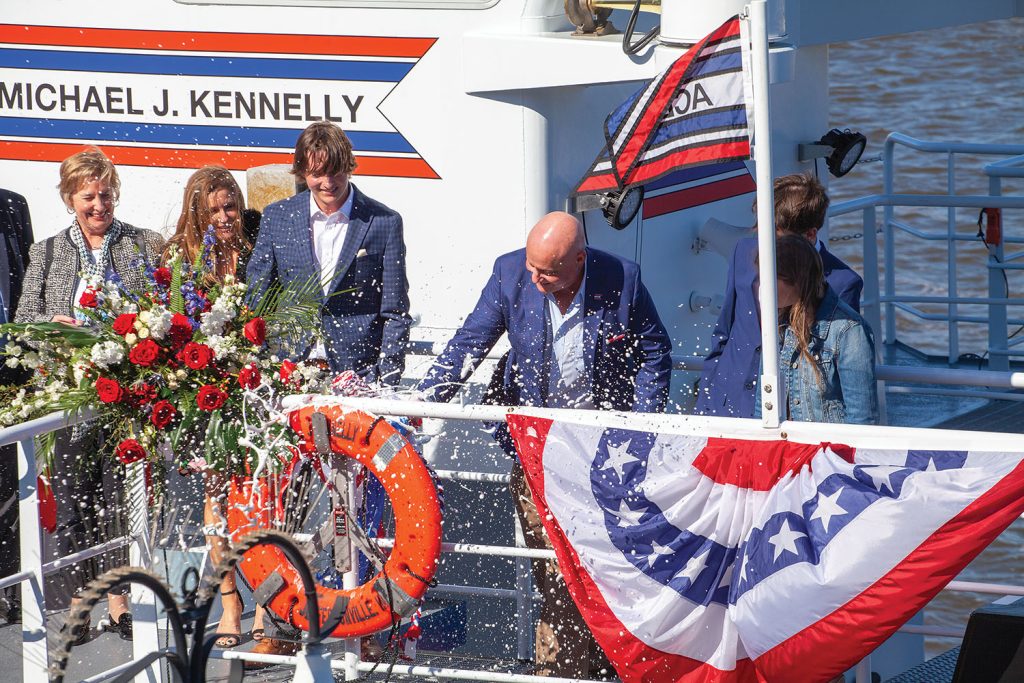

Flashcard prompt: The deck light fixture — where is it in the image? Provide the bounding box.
[602,186,645,229]
[799,128,867,178]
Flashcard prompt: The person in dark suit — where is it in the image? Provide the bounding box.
[695,172,864,418]
[0,188,33,624]
[246,120,411,385]
[418,211,672,679]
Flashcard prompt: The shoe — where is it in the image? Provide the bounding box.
[0,596,20,625]
[243,638,301,670]
[102,612,133,641]
[216,589,243,649]
[250,628,265,642]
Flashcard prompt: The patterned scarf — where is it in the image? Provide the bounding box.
[68,217,125,282]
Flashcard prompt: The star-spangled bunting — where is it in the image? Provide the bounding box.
[508,414,1024,682]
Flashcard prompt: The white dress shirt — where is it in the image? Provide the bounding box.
[308,189,354,360]
[310,189,354,294]
[544,268,594,409]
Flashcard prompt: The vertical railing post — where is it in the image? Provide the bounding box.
[855,656,872,683]
[862,207,886,423]
[750,0,781,429]
[127,461,161,683]
[883,138,897,345]
[342,460,361,680]
[17,437,48,682]
[988,173,1010,371]
[514,515,532,661]
[947,153,959,364]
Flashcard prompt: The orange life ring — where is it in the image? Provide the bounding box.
[227,406,442,638]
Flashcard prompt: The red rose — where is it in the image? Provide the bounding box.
[181,342,214,370]
[238,364,261,389]
[243,317,267,347]
[150,400,176,429]
[153,267,172,287]
[130,382,157,406]
[79,287,98,309]
[168,313,194,347]
[94,377,125,404]
[112,313,137,336]
[196,384,228,411]
[128,338,161,367]
[279,359,298,384]
[114,439,147,465]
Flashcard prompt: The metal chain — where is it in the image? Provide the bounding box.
[828,226,886,242]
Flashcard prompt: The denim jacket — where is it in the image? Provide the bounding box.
[756,286,879,424]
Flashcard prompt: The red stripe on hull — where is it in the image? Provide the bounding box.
[644,173,755,218]
[0,141,440,179]
[0,24,435,59]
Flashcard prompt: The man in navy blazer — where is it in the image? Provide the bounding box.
[418,211,672,413]
[247,121,411,385]
[418,211,671,679]
[696,173,863,418]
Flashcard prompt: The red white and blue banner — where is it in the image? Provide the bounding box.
[0,25,438,178]
[573,15,753,196]
[508,414,1024,682]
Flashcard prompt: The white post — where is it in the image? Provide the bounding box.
[342,460,361,680]
[749,0,781,428]
[17,438,48,682]
[127,461,161,683]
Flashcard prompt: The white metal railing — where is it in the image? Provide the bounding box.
[868,133,1024,368]
[7,398,1024,681]
[0,408,160,683]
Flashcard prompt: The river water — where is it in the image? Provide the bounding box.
[827,18,1024,657]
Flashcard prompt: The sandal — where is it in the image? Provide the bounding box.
[250,628,265,642]
[216,589,243,649]
[102,612,133,641]
[62,614,91,646]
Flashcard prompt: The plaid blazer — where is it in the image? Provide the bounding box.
[15,222,164,323]
[246,186,411,385]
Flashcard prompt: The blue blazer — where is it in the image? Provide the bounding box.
[695,236,863,418]
[246,186,411,385]
[418,247,672,413]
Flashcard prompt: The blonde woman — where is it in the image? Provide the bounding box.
[16,147,164,642]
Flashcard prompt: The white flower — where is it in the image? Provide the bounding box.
[4,357,19,369]
[5,343,22,357]
[147,307,173,340]
[206,335,236,358]
[125,333,138,346]
[89,341,125,370]
[72,363,89,386]
[139,310,152,324]
[137,327,150,339]
[22,352,42,369]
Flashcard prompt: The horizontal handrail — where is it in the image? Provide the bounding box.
[0,408,94,448]
[829,193,1024,217]
[885,132,1024,157]
[42,536,132,575]
[375,537,556,561]
[985,154,1024,178]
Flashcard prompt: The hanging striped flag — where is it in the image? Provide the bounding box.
[507,413,1024,682]
[573,15,753,196]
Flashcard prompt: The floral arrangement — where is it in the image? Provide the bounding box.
[0,229,329,475]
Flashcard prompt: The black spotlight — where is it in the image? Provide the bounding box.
[799,128,867,178]
[602,185,645,229]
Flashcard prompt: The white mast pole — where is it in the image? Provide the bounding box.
[749,0,781,428]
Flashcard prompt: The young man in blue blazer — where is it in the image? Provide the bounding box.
[418,211,672,679]
[247,120,411,386]
[695,172,864,418]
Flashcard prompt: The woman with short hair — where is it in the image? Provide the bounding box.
[16,147,164,642]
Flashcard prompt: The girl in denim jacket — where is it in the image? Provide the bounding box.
[760,236,879,424]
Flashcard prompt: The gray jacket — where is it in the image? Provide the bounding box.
[15,223,164,323]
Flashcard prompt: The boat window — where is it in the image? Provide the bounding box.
[174,0,498,9]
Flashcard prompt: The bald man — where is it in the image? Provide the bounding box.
[418,212,671,678]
